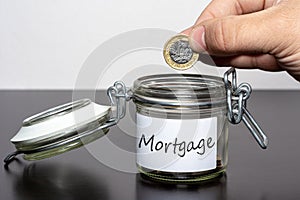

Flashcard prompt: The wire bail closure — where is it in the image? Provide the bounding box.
[107,81,132,123]
[224,68,268,149]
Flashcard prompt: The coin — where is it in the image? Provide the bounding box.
[163,35,199,70]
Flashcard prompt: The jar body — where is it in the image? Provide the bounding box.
[135,104,228,183]
[132,74,228,183]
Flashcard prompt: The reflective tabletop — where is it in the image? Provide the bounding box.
[1,90,300,200]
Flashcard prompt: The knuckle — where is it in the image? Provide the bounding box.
[250,57,259,68]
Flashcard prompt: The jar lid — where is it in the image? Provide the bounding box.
[10,99,111,160]
[132,74,226,109]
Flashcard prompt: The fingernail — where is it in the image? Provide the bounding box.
[190,26,207,53]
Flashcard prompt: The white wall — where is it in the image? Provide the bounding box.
[0,0,299,90]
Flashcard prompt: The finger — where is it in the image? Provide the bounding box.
[211,54,282,71]
[180,0,268,36]
[189,10,280,56]
[194,0,277,25]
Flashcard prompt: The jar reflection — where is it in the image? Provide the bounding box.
[136,173,227,200]
[9,162,108,200]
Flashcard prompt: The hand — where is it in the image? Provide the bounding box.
[183,0,300,81]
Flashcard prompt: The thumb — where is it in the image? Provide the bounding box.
[189,12,278,56]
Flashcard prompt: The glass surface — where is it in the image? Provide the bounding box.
[23,128,109,160]
[133,74,228,183]
[13,100,111,161]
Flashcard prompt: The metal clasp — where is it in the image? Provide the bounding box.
[107,81,132,123]
[224,68,268,149]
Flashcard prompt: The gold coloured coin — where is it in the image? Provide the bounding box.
[163,35,199,70]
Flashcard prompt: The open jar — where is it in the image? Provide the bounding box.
[4,68,268,183]
[132,74,228,182]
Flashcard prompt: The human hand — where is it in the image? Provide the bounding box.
[183,0,300,81]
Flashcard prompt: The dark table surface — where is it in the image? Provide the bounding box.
[1,90,300,200]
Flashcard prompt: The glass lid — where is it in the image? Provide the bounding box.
[8,99,111,161]
[4,81,129,164]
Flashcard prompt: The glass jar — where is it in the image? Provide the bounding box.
[132,74,228,182]
[5,68,268,184]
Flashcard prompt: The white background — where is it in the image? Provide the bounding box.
[0,0,299,90]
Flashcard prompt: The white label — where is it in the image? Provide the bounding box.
[136,113,217,172]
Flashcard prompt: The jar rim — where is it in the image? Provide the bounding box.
[132,73,226,109]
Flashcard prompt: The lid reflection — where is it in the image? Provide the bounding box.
[10,162,108,200]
